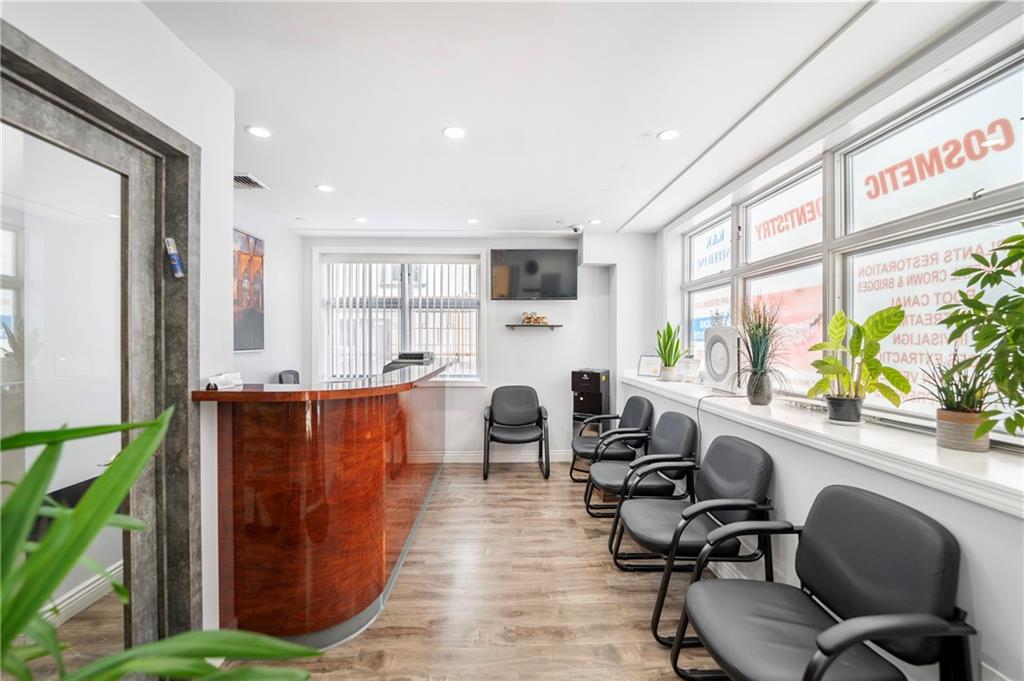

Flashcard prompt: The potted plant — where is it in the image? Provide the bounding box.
[656,322,682,382]
[738,300,786,405]
[806,306,911,423]
[0,408,319,679]
[939,224,1024,438]
[917,351,993,452]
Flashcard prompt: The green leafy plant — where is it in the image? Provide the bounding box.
[917,350,992,414]
[737,300,787,387]
[0,408,319,680]
[656,323,682,368]
[806,306,912,406]
[939,224,1024,436]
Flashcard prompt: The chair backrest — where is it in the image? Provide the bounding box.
[279,369,300,384]
[796,485,960,665]
[616,395,654,448]
[648,411,697,479]
[694,436,773,524]
[490,385,540,426]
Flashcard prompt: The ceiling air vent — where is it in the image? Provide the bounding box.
[233,173,269,190]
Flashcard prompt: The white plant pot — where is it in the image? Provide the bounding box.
[659,365,678,382]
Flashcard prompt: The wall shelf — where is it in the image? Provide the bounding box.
[505,324,563,330]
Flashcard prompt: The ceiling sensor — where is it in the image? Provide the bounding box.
[233,173,269,190]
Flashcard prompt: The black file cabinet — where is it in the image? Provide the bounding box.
[572,368,610,435]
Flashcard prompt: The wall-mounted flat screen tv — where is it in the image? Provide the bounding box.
[491,249,578,300]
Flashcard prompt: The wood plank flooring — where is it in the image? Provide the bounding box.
[38,463,720,680]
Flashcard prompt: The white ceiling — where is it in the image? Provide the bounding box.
[147,1,986,235]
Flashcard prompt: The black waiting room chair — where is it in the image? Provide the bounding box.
[672,484,976,681]
[279,369,300,384]
[610,435,773,648]
[583,411,697,518]
[569,395,653,482]
[483,385,550,481]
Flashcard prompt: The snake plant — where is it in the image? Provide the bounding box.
[0,408,318,680]
[656,322,682,368]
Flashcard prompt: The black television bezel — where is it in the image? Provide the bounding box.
[489,248,579,301]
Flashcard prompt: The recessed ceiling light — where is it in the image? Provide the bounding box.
[107,213,120,219]
[588,218,602,225]
[293,217,307,222]
[442,126,467,139]
[315,184,335,193]
[246,125,272,138]
[466,218,479,225]
[354,217,368,223]
[656,129,681,141]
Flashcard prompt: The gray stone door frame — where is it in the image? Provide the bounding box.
[1,20,203,641]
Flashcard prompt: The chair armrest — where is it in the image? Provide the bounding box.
[625,461,698,497]
[538,406,548,421]
[704,520,798,547]
[681,498,770,520]
[628,453,688,469]
[594,431,650,461]
[483,406,492,423]
[815,614,975,658]
[581,413,619,425]
[577,413,620,437]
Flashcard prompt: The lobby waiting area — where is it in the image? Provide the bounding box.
[1,2,1022,680]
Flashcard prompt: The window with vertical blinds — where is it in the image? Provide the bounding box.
[321,258,480,379]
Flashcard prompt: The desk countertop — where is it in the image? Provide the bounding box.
[191,361,451,402]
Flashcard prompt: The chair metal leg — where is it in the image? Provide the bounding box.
[670,610,726,680]
[482,434,490,480]
[569,453,590,482]
[584,480,617,518]
[538,432,550,480]
[610,521,693,572]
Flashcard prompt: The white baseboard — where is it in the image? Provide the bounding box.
[981,662,1015,681]
[442,449,573,464]
[44,561,123,627]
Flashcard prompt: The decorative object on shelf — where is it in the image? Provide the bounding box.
[918,351,994,452]
[0,409,317,679]
[521,311,549,325]
[637,354,662,378]
[655,322,682,382]
[939,223,1024,438]
[807,306,911,424]
[233,228,265,352]
[703,326,741,392]
[738,299,786,406]
[678,351,700,382]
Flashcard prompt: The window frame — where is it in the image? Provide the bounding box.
[685,212,733,284]
[312,246,488,387]
[677,51,1024,449]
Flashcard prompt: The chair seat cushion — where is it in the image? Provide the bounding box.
[489,424,543,444]
[686,580,905,681]
[589,461,676,497]
[619,498,740,557]
[571,435,633,461]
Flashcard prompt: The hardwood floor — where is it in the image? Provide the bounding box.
[38,463,719,680]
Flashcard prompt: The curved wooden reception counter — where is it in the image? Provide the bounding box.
[192,363,447,648]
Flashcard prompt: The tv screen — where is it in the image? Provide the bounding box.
[491,249,578,300]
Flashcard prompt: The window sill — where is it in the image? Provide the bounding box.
[424,377,486,388]
[621,373,1024,519]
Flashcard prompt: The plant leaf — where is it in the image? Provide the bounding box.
[1,440,62,582]
[807,377,831,398]
[827,310,847,345]
[848,324,863,357]
[880,366,911,393]
[24,615,63,675]
[1,409,174,653]
[875,383,902,407]
[863,305,905,340]
[1,420,157,451]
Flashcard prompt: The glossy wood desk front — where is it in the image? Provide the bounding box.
[192,363,447,645]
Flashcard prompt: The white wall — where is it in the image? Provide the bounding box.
[622,382,1024,681]
[302,234,658,459]
[2,0,235,628]
[232,203,304,383]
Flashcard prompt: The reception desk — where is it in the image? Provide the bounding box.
[192,363,447,648]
